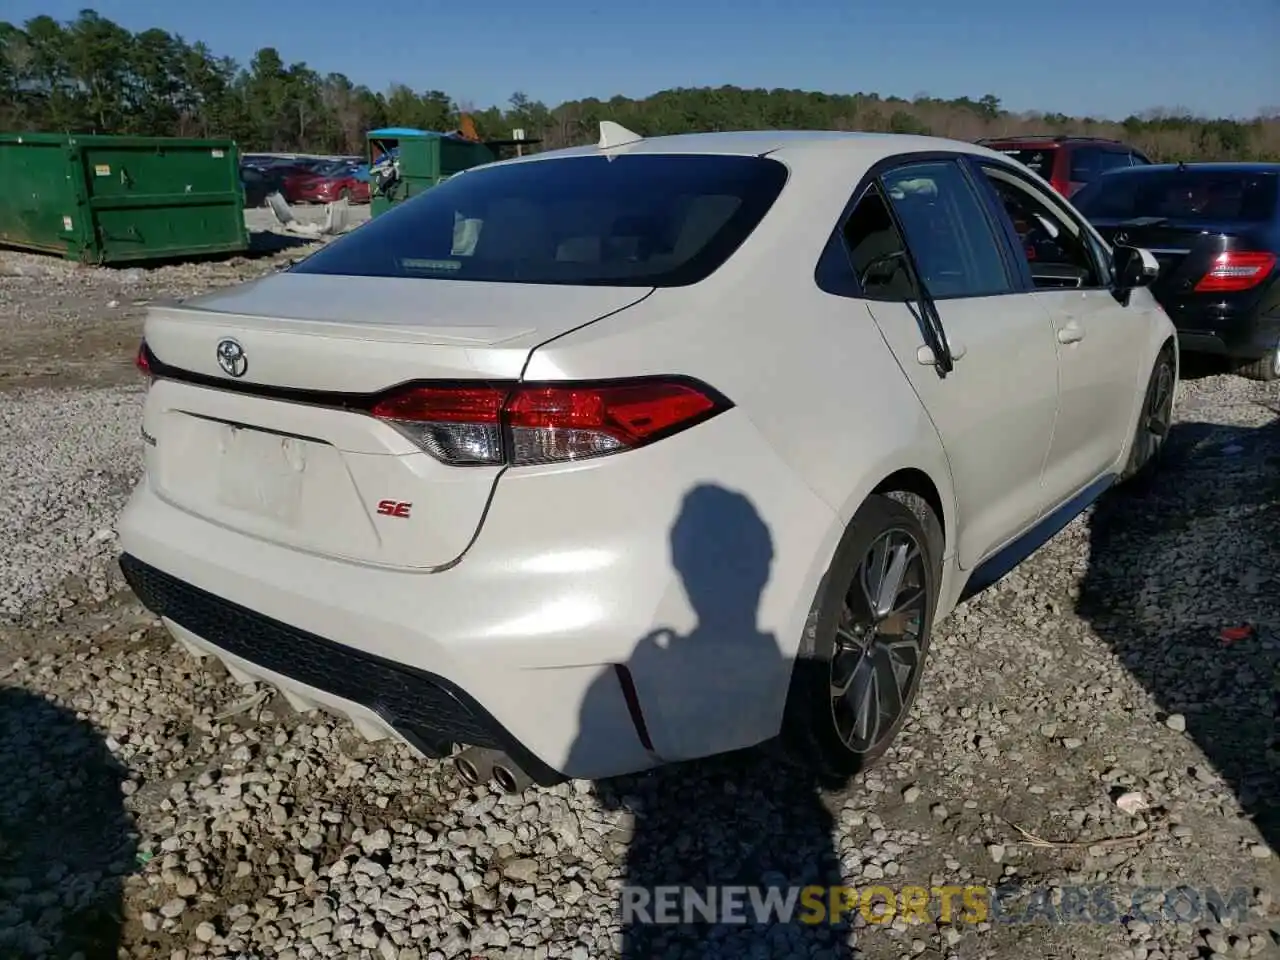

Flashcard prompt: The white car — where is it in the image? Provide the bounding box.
[118,125,1177,792]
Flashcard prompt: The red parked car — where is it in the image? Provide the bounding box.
[976,136,1151,197]
[282,161,371,205]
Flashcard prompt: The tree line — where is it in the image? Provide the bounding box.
[3,10,1278,162]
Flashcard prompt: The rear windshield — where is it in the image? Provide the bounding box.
[290,154,789,286]
[992,148,1057,180]
[1073,169,1280,223]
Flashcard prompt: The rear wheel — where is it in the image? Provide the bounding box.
[1237,343,1280,382]
[782,493,941,780]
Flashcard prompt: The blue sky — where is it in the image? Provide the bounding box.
[7,0,1278,120]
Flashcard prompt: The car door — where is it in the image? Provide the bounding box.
[970,159,1148,508]
[845,158,1062,570]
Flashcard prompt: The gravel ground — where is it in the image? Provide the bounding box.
[0,226,1277,960]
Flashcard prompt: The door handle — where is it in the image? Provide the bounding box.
[1057,320,1085,344]
[916,337,966,366]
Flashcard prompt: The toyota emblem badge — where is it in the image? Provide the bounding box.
[216,338,248,378]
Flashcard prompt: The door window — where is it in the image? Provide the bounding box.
[979,164,1104,290]
[876,161,1015,299]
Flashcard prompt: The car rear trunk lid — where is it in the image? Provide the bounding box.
[140,272,651,570]
[1091,218,1273,299]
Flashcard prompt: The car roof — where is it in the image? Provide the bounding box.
[492,128,1012,166]
[1098,161,1280,175]
[977,136,1127,146]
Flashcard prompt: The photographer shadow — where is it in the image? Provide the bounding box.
[0,685,137,959]
[1077,416,1280,854]
[566,484,855,959]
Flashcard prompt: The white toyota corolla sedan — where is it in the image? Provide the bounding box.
[118,125,1177,792]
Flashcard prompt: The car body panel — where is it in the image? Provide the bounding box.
[119,403,838,778]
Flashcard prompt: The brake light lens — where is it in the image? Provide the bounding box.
[371,385,507,465]
[135,340,152,379]
[1193,251,1277,293]
[370,379,727,466]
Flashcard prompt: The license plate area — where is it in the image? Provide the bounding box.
[152,410,382,560]
[215,424,309,525]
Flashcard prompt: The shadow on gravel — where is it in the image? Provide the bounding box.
[567,485,854,959]
[1078,416,1280,854]
[0,685,137,959]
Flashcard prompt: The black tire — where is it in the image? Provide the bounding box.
[1236,343,1280,383]
[780,491,942,781]
[338,187,352,202]
[1119,345,1177,484]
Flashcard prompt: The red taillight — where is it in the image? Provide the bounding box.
[370,379,726,466]
[1193,251,1277,293]
[135,340,152,379]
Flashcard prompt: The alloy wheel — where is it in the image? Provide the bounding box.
[1128,353,1176,476]
[1146,358,1175,440]
[829,527,928,754]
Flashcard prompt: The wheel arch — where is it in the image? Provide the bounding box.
[872,467,947,552]
[795,454,957,659]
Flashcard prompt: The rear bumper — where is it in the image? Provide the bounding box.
[1166,299,1280,360]
[116,408,838,782]
[120,553,569,783]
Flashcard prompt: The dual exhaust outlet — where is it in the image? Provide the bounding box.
[453,745,533,794]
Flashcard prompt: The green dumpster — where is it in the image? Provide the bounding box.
[0,133,249,264]
[366,128,497,217]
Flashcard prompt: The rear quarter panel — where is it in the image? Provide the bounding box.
[521,148,960,659]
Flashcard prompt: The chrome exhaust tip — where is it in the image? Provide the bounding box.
[492,759,533,794]
[454,746,498,786]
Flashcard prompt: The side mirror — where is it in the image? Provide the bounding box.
[1113,244,1159,290]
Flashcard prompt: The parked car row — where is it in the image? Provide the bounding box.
[977,135,1153,197]
[239,153,371,207]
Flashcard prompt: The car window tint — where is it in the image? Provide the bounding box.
[1094,151,1133,175]
[878,161,1014,298]
[290,154,788,286]
[840,186,915,301]
[1072,169,1279,223]
[980,164,1102,289]
[996,149,1056,180]
[1070,146,1104,183]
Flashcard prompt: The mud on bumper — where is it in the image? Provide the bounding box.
[118,554,567,786]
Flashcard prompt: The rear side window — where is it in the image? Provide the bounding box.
[1073,169,1280,223]
[290,154,789,286]
[993,148,1057,181]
